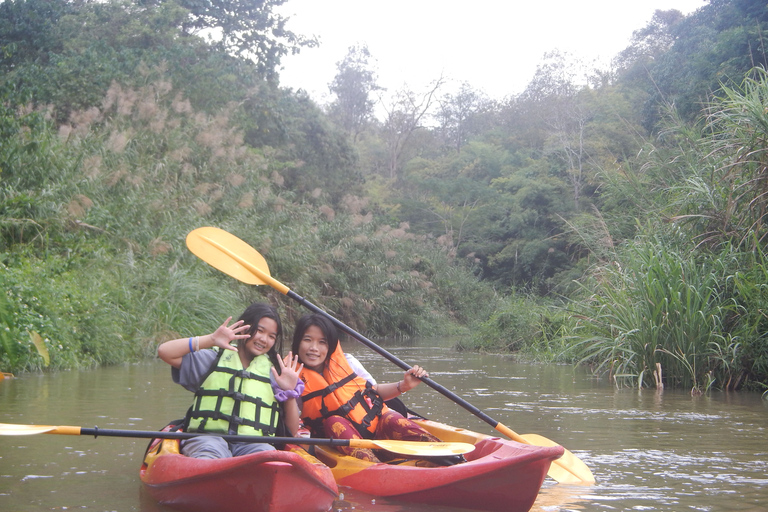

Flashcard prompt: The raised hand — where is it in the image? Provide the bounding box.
[272,351,304,391]
[210,317,251,351]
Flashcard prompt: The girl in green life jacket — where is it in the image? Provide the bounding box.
[157,302,304,459]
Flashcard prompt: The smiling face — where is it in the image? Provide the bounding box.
[297,325,329,372]
[240,317,278,365]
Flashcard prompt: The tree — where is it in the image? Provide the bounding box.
[521,50,582,102]
[544,90,594,210]
[484,168,574,292]
[636,0,768,129]
[380,78,444,180]
[327,44,380,142]
[436,82,491,154]
[245,88,362,205]
[524,51,596,210]
[613,9,687,72]
[177,0,315,79]
[0,0,71,71]
[397,143,510,257]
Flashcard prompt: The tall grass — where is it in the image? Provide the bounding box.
[555,69,768,392]
[727,242,768,389]
[563,234,739,392]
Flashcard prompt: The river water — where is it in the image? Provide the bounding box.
[1,337,766,512]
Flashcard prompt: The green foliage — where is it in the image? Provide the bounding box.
[465,295,555,353]
[391,140,580,294]
[327,44,380,141]
[728,243,768,389]
[0,0,71,69]
[435,83,496,154]
[0,242,255,373]
[556,65,768,391]
[0,65,499,373]
[177,0,314,77]
[0,0,310,125]
[265,92,364,206]
[563,234,738,391]
[0,286,18,370]
[609,68,768,253]
[639,0,768,129]
[1,253,120,371]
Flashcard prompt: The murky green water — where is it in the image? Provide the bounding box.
[1,337,767,511]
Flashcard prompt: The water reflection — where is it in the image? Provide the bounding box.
[1,337,767,512]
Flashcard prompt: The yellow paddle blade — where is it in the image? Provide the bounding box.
[186,227,270,286]
[520,433,595,484]
[359,440,475,456]
[495,423,595,484]
[0,423,58,435]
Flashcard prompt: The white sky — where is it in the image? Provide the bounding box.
[276,0,707,104]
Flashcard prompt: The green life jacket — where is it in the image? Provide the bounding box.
[186,349,280,437]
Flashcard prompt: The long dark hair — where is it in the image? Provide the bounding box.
[291,313,338,370]
[237,302,283,369]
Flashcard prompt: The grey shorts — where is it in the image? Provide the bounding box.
[180,436,276,459]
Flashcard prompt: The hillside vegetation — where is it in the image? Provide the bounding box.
[2,0,768,393]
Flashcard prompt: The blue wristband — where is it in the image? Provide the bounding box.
[188,337,193,353]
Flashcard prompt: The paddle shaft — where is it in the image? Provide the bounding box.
[15,425,468,453]
[286,291,527,443]
[39,426,347,445]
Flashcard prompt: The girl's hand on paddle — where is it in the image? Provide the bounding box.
[403,365,428,390]
[272,351,304,391]
[211,317,251,351]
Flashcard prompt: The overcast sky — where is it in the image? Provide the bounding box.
[276,0,706,103]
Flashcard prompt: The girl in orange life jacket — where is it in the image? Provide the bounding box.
[158,302,304,459]
[291,313,440,462]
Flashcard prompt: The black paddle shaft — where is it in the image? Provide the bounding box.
[286,290,501,430]
[78,427,363,447]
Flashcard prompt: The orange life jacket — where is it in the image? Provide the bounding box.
[299,345,388,438]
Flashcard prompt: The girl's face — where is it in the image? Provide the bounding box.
[298,325,329,372]
[242,317,278,361]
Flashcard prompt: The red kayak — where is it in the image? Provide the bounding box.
[140,437,338,512]
[309,418,564,512]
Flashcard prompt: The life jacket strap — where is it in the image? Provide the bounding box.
[188,401,281,435]
[303,372,357,401]
[309,385,385,439]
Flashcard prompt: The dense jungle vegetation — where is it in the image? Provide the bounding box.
[2,0,768,394]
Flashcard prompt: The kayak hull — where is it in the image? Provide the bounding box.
[311,418,564,512]
[140,439,338,512]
